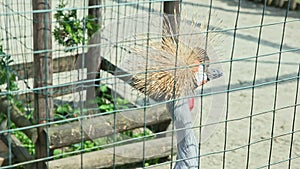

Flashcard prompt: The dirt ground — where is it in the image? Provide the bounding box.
[100,0,300,168]
[141,0,300,168]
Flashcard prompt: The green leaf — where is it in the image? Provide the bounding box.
[65,24,72,33]
[53,149,62,156]
[99,104,113,111]
[86,22,93,30]
[100,85,108,93]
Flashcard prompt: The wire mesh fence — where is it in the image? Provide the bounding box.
[0,0,300,168]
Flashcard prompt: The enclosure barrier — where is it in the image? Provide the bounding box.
[0,0,300,169]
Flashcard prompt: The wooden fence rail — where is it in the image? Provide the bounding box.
[49,136,176,169]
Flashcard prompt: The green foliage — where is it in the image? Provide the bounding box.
[52,84,130,159]
[0,45,35,155]
[97,85,129,112]
[121,128,154,140]
[53,0,100,51]
[96,85,114,112]
[53,140,104,159]
[0,45,18,93]
[12,122,35,155]
[54,103,79,121]
[144,158,160,167]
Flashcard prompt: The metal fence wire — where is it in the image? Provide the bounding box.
[0,0,300,168]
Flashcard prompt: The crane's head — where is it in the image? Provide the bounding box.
[189,47,223,111]
[128,38,223,103]
[192,47,223,87]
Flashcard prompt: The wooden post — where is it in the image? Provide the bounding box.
[163,1,180,20]
[77,0,102,110]
[290,0,297,10]
[87,0,102,94]
[32,0,53,168]
[267,0,274,6]
[163,1,180,43]
[88,0,102,30]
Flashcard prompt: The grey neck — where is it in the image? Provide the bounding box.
[166,98,199,169]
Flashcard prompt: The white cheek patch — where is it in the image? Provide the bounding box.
[195,64,208,85]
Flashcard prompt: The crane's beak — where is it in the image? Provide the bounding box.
[194,64,223,86]
[206,67,223,81]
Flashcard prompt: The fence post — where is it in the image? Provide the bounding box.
[32,0,53,168]
[163,0,180,43]
[290,0,297,10]
[80,0,102,110]
[87,0,102,78]
[88,0,102,28]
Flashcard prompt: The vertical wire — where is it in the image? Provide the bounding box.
[133,0,140,50]
[113,1,121,168]
[223,0,241,168]
[4,0,12,166]
[287,65,300,169]
[133,0,141,47]
[15,0,23,146]
[21,0,31,120]
[173,24,180,169]
[142,2,152,167]
[169,12,175,169]
[43,0,51,167]
[268,1,290,168]
[135,0,140,15]
[167,1,181,168]
[198,0,213,168]
[245,0,267,168]
[170,33,175,169]
[80,0,88,168]
[117,1,127,103]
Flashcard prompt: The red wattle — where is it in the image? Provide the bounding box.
[189,97,195,111]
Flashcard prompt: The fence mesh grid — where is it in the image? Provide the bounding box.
[0,0,300,168]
